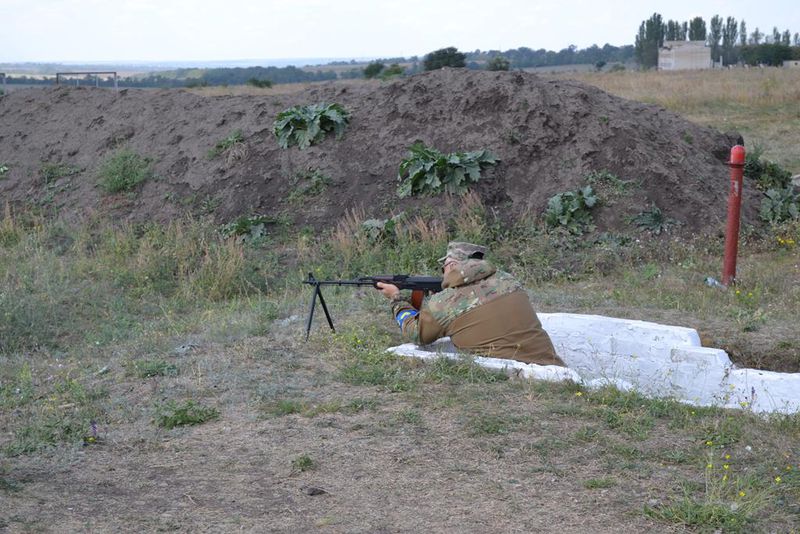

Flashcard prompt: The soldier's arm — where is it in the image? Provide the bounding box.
[391,299,446,345]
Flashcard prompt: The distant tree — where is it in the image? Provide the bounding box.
[794,33,800,47]
[781,30,791,46]
[363,61,385,79]
[688,17,706,41]
[709,15,723,64]
[740,43,792,65]
[634,13,664,69]
[423,47,466,70]
[721,17,739,65]
[595,60,607,71]
[246,78,273,88]
[666,20,681,41]
[380,64,405,79]
[739,21,747,46]
[681,21,688,40]
[772,27,781,44]
[485,56,510,71]
[751,27,763,45]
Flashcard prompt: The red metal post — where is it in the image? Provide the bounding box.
[722,145,746,286]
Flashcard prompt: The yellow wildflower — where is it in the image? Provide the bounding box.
[775,476,782,483]
[739,491,746,497]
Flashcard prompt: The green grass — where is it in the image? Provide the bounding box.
[207,129,246,161]
[3,376,108,455]
[155,400,219,429]
[291,454,315,473]
[287,168,332,203]
[133,359,179,378]
[39,162,81,184]
[645,496,753,532]
[584,477,617,489]
[1,189,799,531]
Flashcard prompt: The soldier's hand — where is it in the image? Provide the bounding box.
[375,282,400,300]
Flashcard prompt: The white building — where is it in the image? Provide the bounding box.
[658,40,712,70]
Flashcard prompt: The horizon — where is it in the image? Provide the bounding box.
[1,0,797,64]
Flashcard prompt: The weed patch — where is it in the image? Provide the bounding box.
[4,377,108,456]
[544,186,598,235]
[273,103,349,149]
[397,141,498,198]
[584,477,616,489]
[630,204,679,235]
[155,400,219,429]
[287,168,332,203]
[207,129,247,164]
[468,414,527,436]
[97,149,153,193]
[133,359,178,378]
[39,162,81,184]
[291,454,315,473]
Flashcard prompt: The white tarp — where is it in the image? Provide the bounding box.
[387,313,800,414]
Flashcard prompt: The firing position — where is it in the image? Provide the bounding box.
[377,242,563,366]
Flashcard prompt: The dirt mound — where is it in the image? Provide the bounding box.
[0,69,755,232]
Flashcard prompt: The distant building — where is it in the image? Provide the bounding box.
[658,41,712,71]
[785,60,800,68]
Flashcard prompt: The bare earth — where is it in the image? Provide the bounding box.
[0,69,754,232]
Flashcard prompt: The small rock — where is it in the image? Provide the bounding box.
[301,485,327,496]
[174,343,198,355]
[276,315,301,327]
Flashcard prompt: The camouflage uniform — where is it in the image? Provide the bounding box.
[391,242,562,366]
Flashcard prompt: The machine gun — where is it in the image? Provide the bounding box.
[303,273,443,340]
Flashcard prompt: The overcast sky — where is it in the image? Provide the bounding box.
[1,0,798,64]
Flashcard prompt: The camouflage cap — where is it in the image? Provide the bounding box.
[437,241,487,263]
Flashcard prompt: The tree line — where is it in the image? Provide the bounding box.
[636,13,800,68]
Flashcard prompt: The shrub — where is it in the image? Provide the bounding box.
[156,400,219,429]
[486,56,510,71]
[97,149,152,193]
[423,47,466,70]
[273,103,350,149]
[544,186,598,235]
[744,150,792,191]
[246,78,272,88]
[380,63,405,80]
[363,61,385,79]
[760,187,799,224]
[397,141,499,198]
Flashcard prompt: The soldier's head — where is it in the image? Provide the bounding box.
[438,241,487,273]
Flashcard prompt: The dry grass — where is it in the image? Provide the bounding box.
[2,68,800,533]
